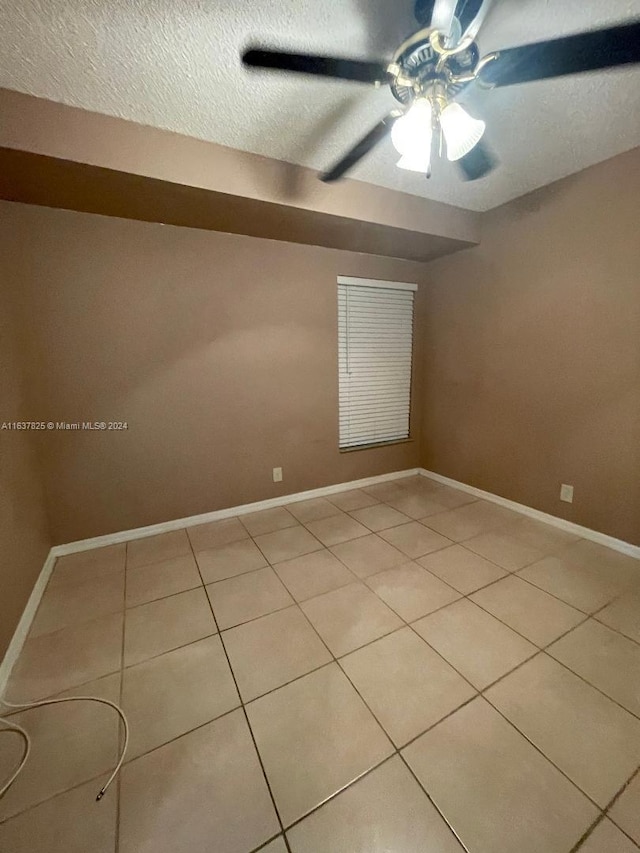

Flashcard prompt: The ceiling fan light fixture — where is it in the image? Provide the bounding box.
[440,102,486,161]
[391,98,433,170]
[397,153,431,173]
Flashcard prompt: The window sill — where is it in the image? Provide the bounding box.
[339,438,414,454]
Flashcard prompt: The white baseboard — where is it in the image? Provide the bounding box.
[419,468,640,560]
[53,468,421,556]
[0,467,419,695]
[0,549,57,698]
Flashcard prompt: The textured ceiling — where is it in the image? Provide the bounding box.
[1,0,639,211]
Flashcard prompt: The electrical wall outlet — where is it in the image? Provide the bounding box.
[272,467,283,483]
[560,484,574,503]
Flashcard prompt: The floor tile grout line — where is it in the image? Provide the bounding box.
[0,767,128,827]
[567,813,607,853]
[14,542,637,721]
[282,514,593,640]
[567,763,640,853]
[351,540,579,654]
[286,600,474,850]
[122,628,221,671]
[54,665,634,853]
[125,541,193,572]
[604,762,640,813]
[275,586,478,845]
[278,753,402,838]
[207,578,295,628]
[235,657,336,706]
[398,591,640,814]
[2,502,626,624]
[200,558,274,588]
[301,525,371,550]
[538,600,640,725]
[345,507,413,532]
[248,832,290,853]
[252,516,328,561]
[273,573,359,607]
[420,515,639,610]
[322,539,407,580]
[511,567,624,617]
[2,670,634,826]
[396,751,473,853]
[9,578,438,715]
[257,526,639,672]
[2,666,595,851]
[7,499,639,838]
[0,707,244,825]
[600,764,640,847]
[44,530,601,634]
[13,558,638,725]
[125,581,204,611]
[249,527,327,579]
[370,624,632,851]
[56,588,631,783]
[237,506,298,539]
[350,507,640,668]
[479,688,609,814]
[453,537,606,615]
[145,513,636,629]
[592,610,640,650]
[54,523,606,628]
[542,649,640,723]
[245,584,425,832]
[39,504,637,642]
[1,668,124,717]
[135,524,579,657]
[416,570,581,647]
[397,610,640,799]
[185,531,293,853]
[460,534,576,574]
[416,590,640,729]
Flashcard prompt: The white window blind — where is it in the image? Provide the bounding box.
[338,276,416,450]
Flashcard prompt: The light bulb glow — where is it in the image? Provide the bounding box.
[440,103,486,161]
[397,154,431,173]
[391,99,433,173]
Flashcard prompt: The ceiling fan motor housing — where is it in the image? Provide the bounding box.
[391,35,480,105]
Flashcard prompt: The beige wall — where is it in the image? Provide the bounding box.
[1,145,638,663]
[420,148,640,546]
[0,88,480,246]
[4,201,427,544]
[0,242,51,657]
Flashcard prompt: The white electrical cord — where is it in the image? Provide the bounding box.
[0,695,129,801]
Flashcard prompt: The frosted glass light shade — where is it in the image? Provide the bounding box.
[441,102,486,161]
[391,99,433,173]
[397,154,431,172]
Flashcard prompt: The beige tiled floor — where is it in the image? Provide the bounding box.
[2,475,640,853]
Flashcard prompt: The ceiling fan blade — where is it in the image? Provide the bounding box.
[415,0,493,43]
[478,21,640,87]
[430,0,458,39]
[457,139,497,180]
[242,48,390,84]
[457,0,495,42]
[320,115,399,182]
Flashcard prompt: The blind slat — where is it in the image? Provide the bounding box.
[338,280,414,450]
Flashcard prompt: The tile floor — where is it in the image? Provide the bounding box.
[1,475,640,852]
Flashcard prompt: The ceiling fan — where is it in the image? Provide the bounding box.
[242,0,640,183]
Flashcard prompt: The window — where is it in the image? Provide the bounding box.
[338,276,416,450]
